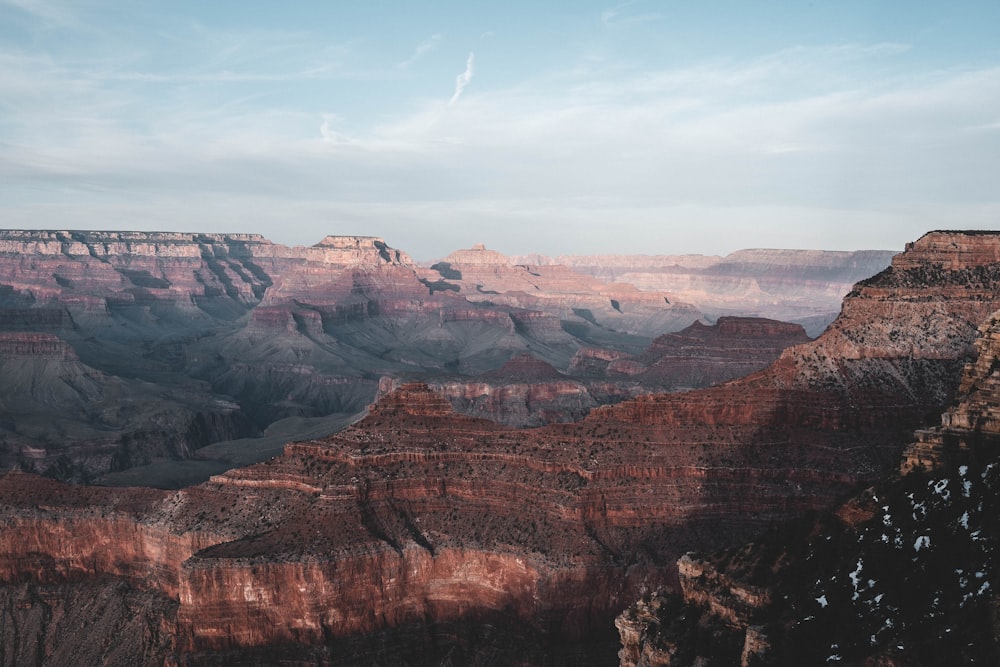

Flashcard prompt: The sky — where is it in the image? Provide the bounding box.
[1,1,999,260]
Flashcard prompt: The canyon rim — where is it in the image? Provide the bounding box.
[1,230,999,664]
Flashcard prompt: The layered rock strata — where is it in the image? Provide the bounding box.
[430,243,703,337]
[0,231,696,479]
[611,316,811,389]
[514,248,896,336]
[618,256,1000,665]
[0,230,996,664]
[902,310,1000,473]
[421,317,811,426]
[5,230,842,480]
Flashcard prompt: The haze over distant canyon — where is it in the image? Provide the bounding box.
[0,229,892,487]
[9,229,1000,665]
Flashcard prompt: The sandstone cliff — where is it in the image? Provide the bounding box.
[629,316,811,389]
[0,232,996,664]
[0,233,1000,664]
[617,255,1000,665]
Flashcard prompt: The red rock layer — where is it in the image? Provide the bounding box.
[630,316,811,389]
[0,231,998,664]
[618,291,1000,667]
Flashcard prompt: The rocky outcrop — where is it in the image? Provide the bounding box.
[413,354,640,427]
[902,308,1000,473]
[631,317,811,389]
[0,580,177,667]
[617,246,1000,665]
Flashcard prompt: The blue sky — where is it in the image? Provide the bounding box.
[1,1,999,259]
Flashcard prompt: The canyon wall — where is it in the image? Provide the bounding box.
[617,234,1000,665]
[0,231,995,664]
[0,230,835,482]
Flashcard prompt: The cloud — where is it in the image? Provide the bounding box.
[398,34,442,69]
[2,18,998,260]
[0,0,76,27]
[601,1,661,27]
[448,52,474,105]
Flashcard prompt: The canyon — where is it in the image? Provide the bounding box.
[618,302,1000,665]
[511,247,896,337]
[0,230,835,483]
[0,230,996,665]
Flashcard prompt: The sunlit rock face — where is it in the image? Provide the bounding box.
[0,232,998,664]
[0,231,698,480]
[0,231,830,482]
[430,243,705,338]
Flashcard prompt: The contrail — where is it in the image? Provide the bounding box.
[448,52,475,105]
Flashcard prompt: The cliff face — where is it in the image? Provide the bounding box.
[617,249,1000,665]
[632,317,811,389]
[1,230,844,482]
[0,233,998,664]
[2,230,997,664]
[0,580,177,667]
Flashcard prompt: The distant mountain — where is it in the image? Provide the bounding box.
[511,248,896,336]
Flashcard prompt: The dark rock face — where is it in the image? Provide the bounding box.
[0,580,177,667]
[0,231,997,665]
[625,316,811,389]
[617,258,1000,666]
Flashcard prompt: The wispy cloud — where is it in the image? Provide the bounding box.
[398,34,442,69]
[448,52,474,105]
[1,6,997,260]
[600,1,662,27]
[0,0,77,27]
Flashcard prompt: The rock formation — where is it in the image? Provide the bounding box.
[430,243,704,338]
[513,248,896,336]
[373,317,810,428]
[615,316,811,389]
[0,231,687,480]
[616,236,1000,666]
[0,230,996,664]
[0,231,839,482]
